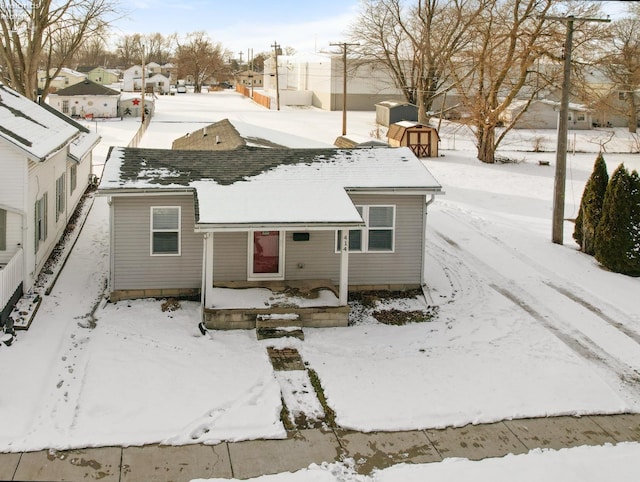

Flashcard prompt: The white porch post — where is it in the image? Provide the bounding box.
[202,233,214,309]
[339,230,349,305]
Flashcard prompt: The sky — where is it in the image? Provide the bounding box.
[116,0,631,60]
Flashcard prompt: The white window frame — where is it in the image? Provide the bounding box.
[336,205,395,253]
[150,206,181,256]
[55,174,65,221]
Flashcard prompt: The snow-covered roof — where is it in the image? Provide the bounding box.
[0,83,81,161]
[172,119,331,150]
[69,131,101,162]
[99,146,442,227]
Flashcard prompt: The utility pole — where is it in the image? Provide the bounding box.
[141,45,146,124]
[547,15,609,245]
[271,41,281,110]
[330,42,359,135]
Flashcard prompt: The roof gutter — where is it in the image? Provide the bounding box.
[194,221,365,233]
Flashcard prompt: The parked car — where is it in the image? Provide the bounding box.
[176,85,187,93]
[219,81,233,89]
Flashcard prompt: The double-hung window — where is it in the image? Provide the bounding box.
[70,164,77,194]
[0,208,6,251]
[35,193,48,251]
[151,206,181,256]
[55,174,65,221]
[337,205,395,252]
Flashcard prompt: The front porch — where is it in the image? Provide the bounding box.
[203,279,350,330]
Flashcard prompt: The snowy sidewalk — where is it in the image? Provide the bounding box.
[2,413,639,481]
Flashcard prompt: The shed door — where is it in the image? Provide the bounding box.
[249,231,284,279]
[408,130,431,158]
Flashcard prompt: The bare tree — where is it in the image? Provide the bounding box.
[597,18,640,133]
[447,0,556,163]
[349,0,485,123]
[175,31,229,93]
[0,0,118,100]
[142,32,175,65]
[116,33,142,67]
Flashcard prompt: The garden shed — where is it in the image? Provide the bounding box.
[387,121,439,158]
[376,101,418,127]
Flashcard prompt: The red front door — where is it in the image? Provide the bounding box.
[253,231,280,274]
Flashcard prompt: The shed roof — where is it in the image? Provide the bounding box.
[0,83,80,160]
[99,146,441,227]
[388,122,439,141]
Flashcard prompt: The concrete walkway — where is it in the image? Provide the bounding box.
[2,413,639,481]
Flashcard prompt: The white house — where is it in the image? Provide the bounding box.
[123,64,174,93]
[263,53,405,111]
[37,67,87,92]
[500,99,592,130]
[47,79,121,118]
[0,83,100,326]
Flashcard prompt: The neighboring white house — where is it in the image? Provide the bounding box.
[37,68,87,92]
[123,64,174,93]
[500,99,592,130]
[47,79,121,118]
[0,83,100,325]
[263,53,405,111]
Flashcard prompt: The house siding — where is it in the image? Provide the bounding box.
[285,231,339,280]
[210,194,424,287]
[212,232,248,281]
[0,144,26,210]
[27,149,70,286]
[346,194,424,286]
[111,195,202,291]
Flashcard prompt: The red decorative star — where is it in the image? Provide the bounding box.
[132,98,140,106]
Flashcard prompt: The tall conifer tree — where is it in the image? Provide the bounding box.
[574,153,609,254]
[595,164,640,276]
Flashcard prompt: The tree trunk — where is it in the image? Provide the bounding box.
[628,94,637,134]
[477,125,496,163]
[417,88,427,124]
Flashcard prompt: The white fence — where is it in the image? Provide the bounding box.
[0,248,23,313]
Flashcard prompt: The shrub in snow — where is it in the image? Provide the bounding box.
[574,153,609,254]
[595,164,640,277]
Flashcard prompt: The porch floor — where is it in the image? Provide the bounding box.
[204,279,349,330]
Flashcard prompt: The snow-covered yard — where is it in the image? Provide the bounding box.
[1,91,640,477]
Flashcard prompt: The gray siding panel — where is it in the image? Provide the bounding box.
[113,195,202,290]
[285,231,340,281]
[347,194,424,285]
[213,232,248,281]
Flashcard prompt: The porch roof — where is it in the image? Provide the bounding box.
[193,180,363,227]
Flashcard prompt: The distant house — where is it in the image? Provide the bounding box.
[97,146,442,329]
[388,122,439,158]
[500,99,592,130]
[87,67,120,86]
[376,101,418,127]
[38,68,86,93]
[172,118,331,150]
[0,83,100,325]
[119,93,154,118]
[235,70,264,88]
[123,64,175,93]
[48,79,120,118]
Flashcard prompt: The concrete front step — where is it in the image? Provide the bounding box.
[204,305,350,330]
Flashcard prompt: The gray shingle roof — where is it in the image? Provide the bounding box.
[54,79,120,96]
